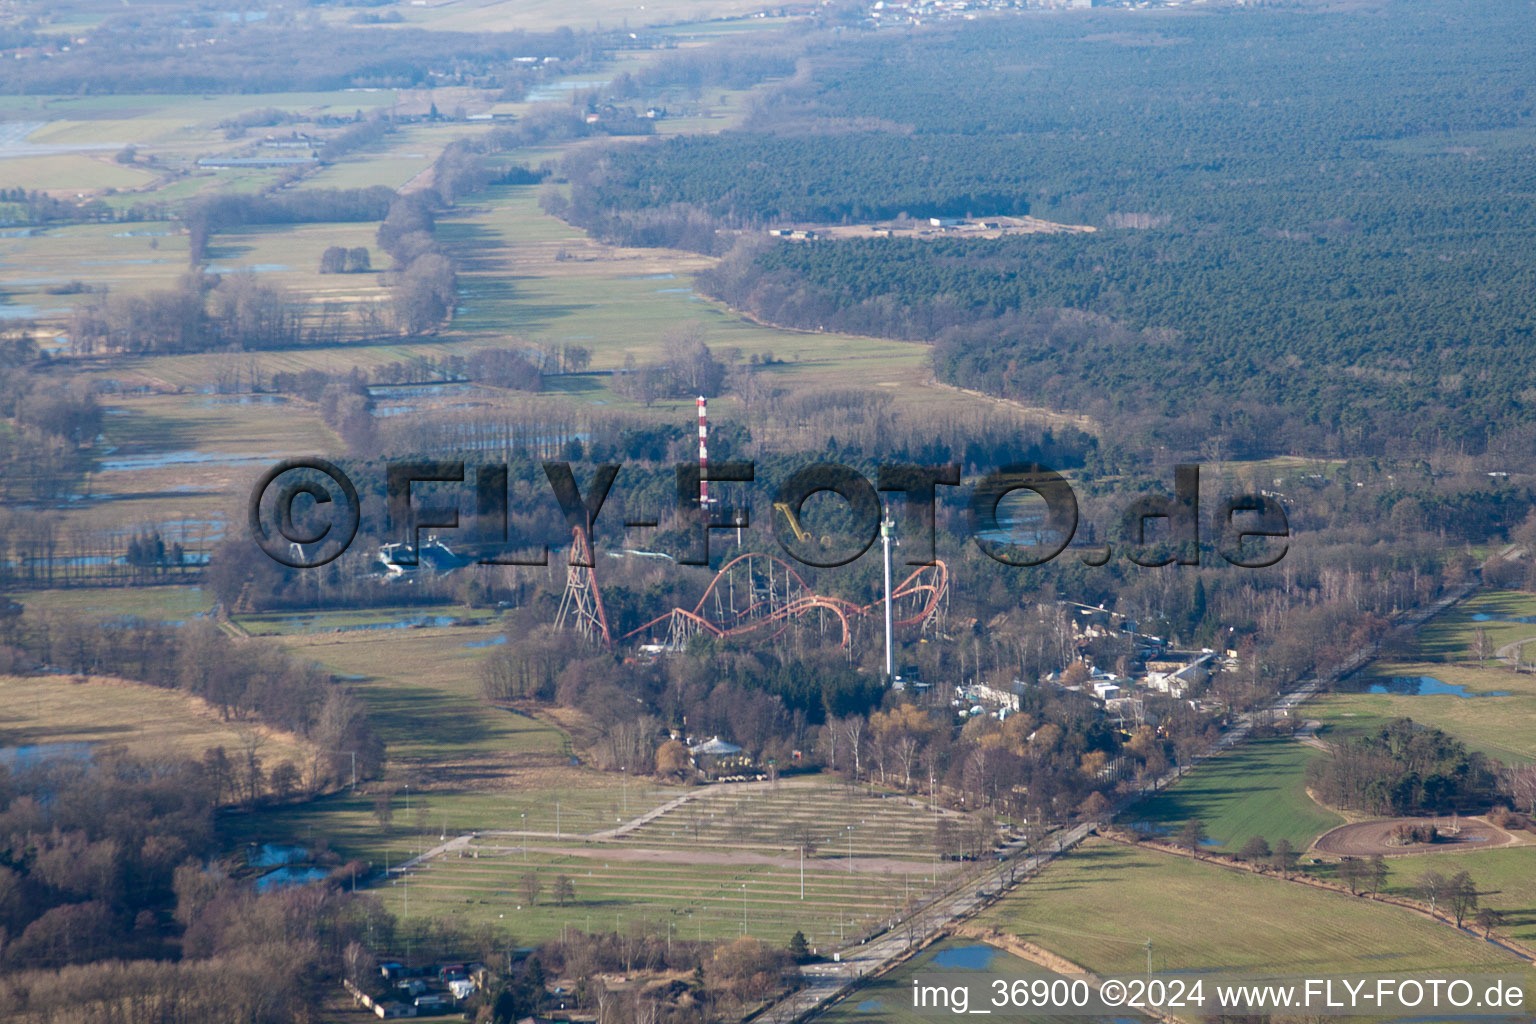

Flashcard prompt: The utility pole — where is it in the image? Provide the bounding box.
[881,506,895,683]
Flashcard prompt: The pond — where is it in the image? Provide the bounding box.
[929,944,1002,970]
[256,866,330,891]
[97,450,280,472]
[0,741,95,770]
[198,395,289,408]
[204,263,290,274]
[248,843,310,868]
[1348,675,1511,699]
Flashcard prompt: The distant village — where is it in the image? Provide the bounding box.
[863,0,1259,26]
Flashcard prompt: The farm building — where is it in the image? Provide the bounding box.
[688,736,743,756]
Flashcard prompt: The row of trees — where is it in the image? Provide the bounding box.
[67,273,302,355]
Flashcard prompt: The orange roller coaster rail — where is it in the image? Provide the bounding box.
[614,551,949,650]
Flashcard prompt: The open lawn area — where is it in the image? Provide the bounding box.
[1124,737,1343,852]
[0,673,310,766]
[1413,589,1536,663]
[267,620,569,780]
[978,840,1527,976]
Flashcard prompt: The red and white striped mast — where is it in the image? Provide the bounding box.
[697,395,710,507]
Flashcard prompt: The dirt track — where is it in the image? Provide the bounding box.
[1312,816,1520,856]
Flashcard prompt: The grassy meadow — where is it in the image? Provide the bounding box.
[373,780,969,946]
[1124,737,1343,852]
[0,673,311,766]
[979,840,1527,977]
[1376,846,1536,948]
[1311,589,1536,763]
[250,616,570,775]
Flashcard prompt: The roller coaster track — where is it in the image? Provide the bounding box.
[617,551,949,650]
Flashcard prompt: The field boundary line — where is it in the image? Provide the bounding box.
[1099,831,1536,964]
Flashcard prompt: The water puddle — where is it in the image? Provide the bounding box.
[97,450,279,472]
[524,79,610,103]
[280,613,465,634]
[205,263,291,273]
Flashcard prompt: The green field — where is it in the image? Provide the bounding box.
[1315,662,1536,764]
[0,672,311,765]
[268,620,570,773]
[1414,590,1536,662]
[12,585,212,623]
[1311,589,1536,763]
[376,780,975,947]
[38,391,338,564]
[223,779,679,867]
[228,776,986,948]
[1124,737,1343,852]
[979,840,1527,976]
[1379,846,1536,948]
[0,154,156,192]
[365,0,773,32]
